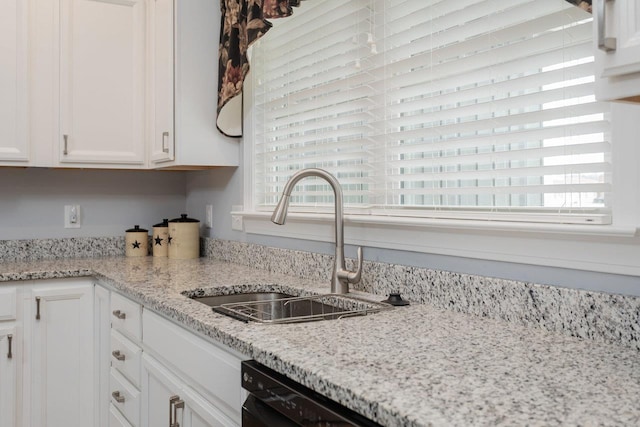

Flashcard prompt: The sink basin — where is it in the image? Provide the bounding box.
[189,291,391,324]
[190,292,295,307]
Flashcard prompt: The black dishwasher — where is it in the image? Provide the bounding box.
[241,360,382,427]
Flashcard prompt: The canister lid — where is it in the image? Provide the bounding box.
[153,219,169,228]
[126,225,148,233]
[169,214,200,223]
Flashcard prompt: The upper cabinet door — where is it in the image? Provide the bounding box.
[59,0,146,166]
[594,0,640,101]
[0,0,29,164]
[148,0,175,164]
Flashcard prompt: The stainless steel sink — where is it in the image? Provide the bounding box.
[189,291,391,324]
[190,292,295,307]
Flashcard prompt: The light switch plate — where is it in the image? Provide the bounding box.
[205,205,213,228]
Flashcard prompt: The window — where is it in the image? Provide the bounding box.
[248,0,611,225]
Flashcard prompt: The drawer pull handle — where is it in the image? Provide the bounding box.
[7,334,12,359]
[36,297,41,320]
[169,395,180,427]
[111,350,125,361]
[112,310,126,320]
[170,395,184,427]
[112,391,125,404]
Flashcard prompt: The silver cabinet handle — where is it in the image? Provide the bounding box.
[598,0,617,52]
[36,297,41,320]
[171,397,184,427]
[162,131,170,153]
[112,391,125,404]
[169,395,180,427]
[112,310,126,320]
[63,134,69,155]
[111,350,125,361]
[7,334,12,359]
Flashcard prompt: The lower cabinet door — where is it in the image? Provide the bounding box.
[141,354,238,427]
[27,281,94,427]
[0,325,17,427]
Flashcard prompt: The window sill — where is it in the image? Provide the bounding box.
[234,210,640,276]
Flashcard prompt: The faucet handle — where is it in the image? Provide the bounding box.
[344,246,363,284]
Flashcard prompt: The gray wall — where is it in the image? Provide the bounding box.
[185,167,243,240]
[0,168,187,239]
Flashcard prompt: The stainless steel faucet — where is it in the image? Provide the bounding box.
[271,168,363,294]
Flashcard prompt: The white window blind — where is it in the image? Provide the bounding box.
[249,0,611,225]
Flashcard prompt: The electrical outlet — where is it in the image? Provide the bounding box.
[64,205,81,228]
[205,205,213,228]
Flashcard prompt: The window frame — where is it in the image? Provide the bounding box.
[240,98,640,276]
[237,4,640,277]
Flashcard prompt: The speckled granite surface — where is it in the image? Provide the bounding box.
[0,256,639,426]
[207,239,640,352]
[0,237,126,261]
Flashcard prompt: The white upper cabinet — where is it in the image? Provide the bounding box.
[594,0,640,101]
[6,0,238,170]
[0,0,29,165]
[58,0,146,167]
[148,0,239,169]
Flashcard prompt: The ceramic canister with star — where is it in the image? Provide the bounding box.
[168,214,200,259]
[125,225,149,257]
[152,219,169,257]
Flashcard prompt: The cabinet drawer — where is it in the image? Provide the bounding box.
[111,329,142,387]
[143,309,244,423]
[109,403,133,427]
[0,287,16,321]
[111,292,142,341]
[110,368,140,427]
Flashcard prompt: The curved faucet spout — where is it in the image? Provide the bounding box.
[270,168,363,294]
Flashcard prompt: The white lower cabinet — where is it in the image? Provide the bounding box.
[141,309,243,427]
[141,354,235,427]
[95,284,112,427]
[1,280,247,426]
[142,309,244,425]
[104,286,143,426]
[0,285,19,427]
[23,278,95,427]
[96,284,244,427]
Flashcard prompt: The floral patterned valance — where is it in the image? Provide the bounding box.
[217,0,304,137]
[564,0,592,13]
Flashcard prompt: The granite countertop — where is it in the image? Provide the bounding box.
[2,256,639,426]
